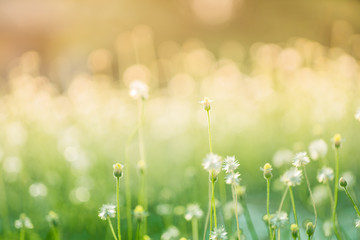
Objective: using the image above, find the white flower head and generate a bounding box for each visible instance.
[355,218,360,229]
[292,152,310,168]
[98,204,116,220]
[317,167,334,183]
[308,139,328,160]
[161,226,180,240]
[15,214,33,229]
[281,168,303,187]
[210,226,227,240]
[223,201,243,220]
[129,80,149,100]
[270,211,288,229]
[223,156,239,173]
[202,153,222,177]
[272,149,293,168]
[355,109,360,121]
[184,204,203,221]
[225,172,241,185]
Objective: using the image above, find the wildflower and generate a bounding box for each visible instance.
[260,163,273,179]
[210,226,228,240]
[137,160,146,174]
[281,168,303,187]
[200,97,213,111]
[223,156,239,173]
[355,218,360,228]
[339,177,347,188]
[332,134,342,148]
[161,226,180,240]
[341,171,356,188]
[129,80,149,100]
[184,204,203,221]
[306,222,315,237]
[270,211,288,228]
[15,214,33,229]
[291,224,299,238]
[355,109,360,121]
[225,172,241,185]
[234,184,246,198]
[317,167,334,183]
[46,211,59,227]
[134,205,147,222]
[308,139,328,160]
[272,149,293,168]
[292,152,310,167]
[113,163,124,178]
[98,204,116,220]
[224,201,243,220]
[323,220,333,237]
[202,153,222,177]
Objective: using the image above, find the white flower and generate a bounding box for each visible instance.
[323,220,333,237]
[308,139,328,160]
[184,204,203,221]
[161,226,180,240]
[210,226,227,240]
[222,156,239,173]
[355,109,360,121]
[272,149,293,168]
[202,153,222,177]
[317,167,334,183]
[156,204,172,216]
[281,168,303,187]
[225,172,241,185]
[355,218,360,228]
[292,152,310,167]
[15,214,33,229]
[270,211,288,228]
[223,201,243,221]
[129,80,149,100]
[200,97,213,111]
[98,204,116,220]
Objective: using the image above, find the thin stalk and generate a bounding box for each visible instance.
[192,218,199,240]
[232,184,241,240]
[212,176,217,229]
[204,181,212,240]
[308,235,310,240]
[241,197,258,240]
[303,166,317,227]
[108,217,118,240]
[116,178,122,240]
[344,187,360,216]
[332,148,342,240]
[136,222,141,240]
[277,228,280,240]
[326,182,334,205]
[20,228,25,240]
[278,186,289,213]
[288,187,298,225]
[52,227,60,240]
[206,110,212,153]
[267,179,273,240]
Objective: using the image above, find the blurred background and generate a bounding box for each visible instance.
[1,0,360,239]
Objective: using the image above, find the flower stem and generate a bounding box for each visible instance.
[192,218,199,240]
[288,187,298,225]
[206,110,212,153]
[303,166,317,227]
[116,178,121,240]
[332,148,342,240]
[241,197,259,240]
[266,179,273,240]
[212,176,217,229]
[204,181,212,240]
[277,186,289,213]
[344,187,360,216]
[231,184,241,240]
[136,222,141,240]
[20,228,25,240]
[108,217,118,240]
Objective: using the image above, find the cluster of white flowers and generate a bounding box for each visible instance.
[317,167,334,183]
[281,168,303,187]
[161,226,180,240]
[15,214,33,229]
[222,156,241,185]
[184,204,203,221]
[210,226,228,240]
[270,211,288,228]
[292,152,310,167]
[98,204,116,220]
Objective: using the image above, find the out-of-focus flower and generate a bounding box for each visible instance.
[312,185,329,205]
[317,167,334,183]
[332,134,342,148]
[98,204,116,220]
[134,205,147,222]
[184,204,203,221]
[223,201,243,220]
[129,80,149,100]
[281,168,303,187]
[308,139,328,160]
[15,214,33,229]
[222,156,239,173]
[202,153,222,177]
[270,211,288,228]
[260,163,273,179]
[292,152,310,167]
[355,218,360,228]
[272,149,293,168]
[200,97,213,111]
[225,172,241,185]
[156,204,172,216]
[341,172,356,188]
[161,226,180,240]
[46,211,59,227]
[210,226,227,240]
[323,220,333,237]
[355,109,360,121]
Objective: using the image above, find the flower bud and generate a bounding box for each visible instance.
[46,211,59,227]
[113,163,124,178]
[137,160,146,175]
[333,134,341,148]
[291,224,299,238]
[339,177,347,188]
[262,163,273,179]
[306,222,315,237]
[134,205,145,222]
[200,97,213,111]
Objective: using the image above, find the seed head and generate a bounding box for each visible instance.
[98,204,116,220]
[113,163,124,178]
[261,163,273,179]
[306,222,315,237]
[332,134,342,148]
[291,224,299,238]
[200,97,213,111]
[339,177,347,188]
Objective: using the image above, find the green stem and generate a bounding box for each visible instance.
[288,187,298,225]
[232,184,241,240]
[267,179,272,240]
[52,226,60,240]
[277,228,280,240]
[206,110,213,153]
[116,178,121,240]
[303,166,317,227]
[192,218,199,240]
[326,182,334,205]
[278,186,289,213]
[204,181,212,240]
[241,197,258,240]
[20,228,25,240]
[332,148,342,240]
[344,187,360,216]
[108,217,118,240]
[136,222,140,240]
[212,176,217,229]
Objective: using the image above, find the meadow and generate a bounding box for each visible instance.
[1,29,360,240]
